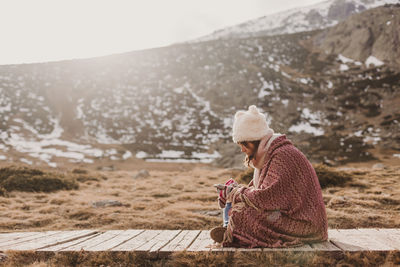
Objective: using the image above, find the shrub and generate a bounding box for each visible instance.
[0,166,78,193]
[313,163,352,188]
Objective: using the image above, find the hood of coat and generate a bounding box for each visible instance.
[251,134,290,169]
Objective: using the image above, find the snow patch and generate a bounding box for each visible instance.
[157,150,184,158]
[354,130,363,137]
[340,64,349,71]
[365,56,384,67]
[136,151,148,159]
[288,122,324,136]
[288,108,325,136]
[363,136,381,145]
[0,117,127,167]
[20,158,33,165]
[122,151,132,160]
[298,77,312,84]
[338,54,354,63]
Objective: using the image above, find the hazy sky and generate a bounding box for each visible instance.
[0,0,324,65]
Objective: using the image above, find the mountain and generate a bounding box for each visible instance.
[314,3,400,68]
[0,5,399,168]
[192,0,399,42]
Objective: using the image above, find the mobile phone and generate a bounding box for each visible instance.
[213,184,226,190]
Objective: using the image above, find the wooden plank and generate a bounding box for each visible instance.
[142,230,181,253]
[310,241,341,251]
[0,232,41,243]
[216,244,316,252]
[187,231,313,252]
[236,248,261,252]
[0,231,60,250]
[111,230,162,251]
[328,229,393,251]
[159,230,200,252]
[86,230,144,251]
[38,233,102,252]
[328,229,364,251]
[59,230,123,251]
[186,230,213,252]
[378,228,400,247]
[8,230,97,251]
[378,229,400,239]
[378,228,400,232]
[0,232,48,245]
[358,228,400,250]
[147,230,181,253]
[210,246,237,252]
[1,229,399,253]
[263,244,314,251]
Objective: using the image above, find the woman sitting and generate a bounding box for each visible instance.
[210,105,328,248]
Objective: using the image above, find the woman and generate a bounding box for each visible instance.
[210,105,328,248]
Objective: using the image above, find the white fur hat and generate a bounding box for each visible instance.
[232,105,274,143]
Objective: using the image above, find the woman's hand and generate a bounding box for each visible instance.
[217,178,238,208]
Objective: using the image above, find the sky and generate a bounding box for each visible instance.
[0,0,324,65]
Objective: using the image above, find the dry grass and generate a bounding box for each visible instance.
[2,250,400,266]
[0,162,399,265]
[0,163,399,231]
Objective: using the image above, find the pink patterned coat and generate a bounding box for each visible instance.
[223,135,328,248]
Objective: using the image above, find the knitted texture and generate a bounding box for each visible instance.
[232,105,274,143]
[223,135,328,248]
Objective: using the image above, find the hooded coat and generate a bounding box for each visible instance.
[223,134,328,248]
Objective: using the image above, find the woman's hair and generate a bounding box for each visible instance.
[238,140,260,167]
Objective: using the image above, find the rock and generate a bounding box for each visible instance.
[92,200,123,208]
[327,1,356,21]
[372,163,385,169]
[133,169,150,179]
[194,210,222,216]
[327,196,351,208]
[204,210,222,216]
[97,165,115,171]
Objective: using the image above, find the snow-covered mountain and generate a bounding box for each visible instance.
[0,4,399,168]
[193,0,399,42]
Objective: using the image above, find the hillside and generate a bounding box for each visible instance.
[0,5,399,168]
[192,0,399,42]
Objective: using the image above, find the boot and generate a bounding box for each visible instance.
[210,226,226,243]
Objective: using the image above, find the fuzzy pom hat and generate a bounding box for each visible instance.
[232,105,274,143]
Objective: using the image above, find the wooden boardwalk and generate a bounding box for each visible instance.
[0,229,399,256]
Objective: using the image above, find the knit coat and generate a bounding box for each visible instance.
[223,135,328,248]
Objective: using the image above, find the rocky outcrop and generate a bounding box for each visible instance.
[314,4,400,68]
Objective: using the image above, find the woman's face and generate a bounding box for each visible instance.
[238,142,256,156]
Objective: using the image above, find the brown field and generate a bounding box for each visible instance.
[0,160,399,266]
